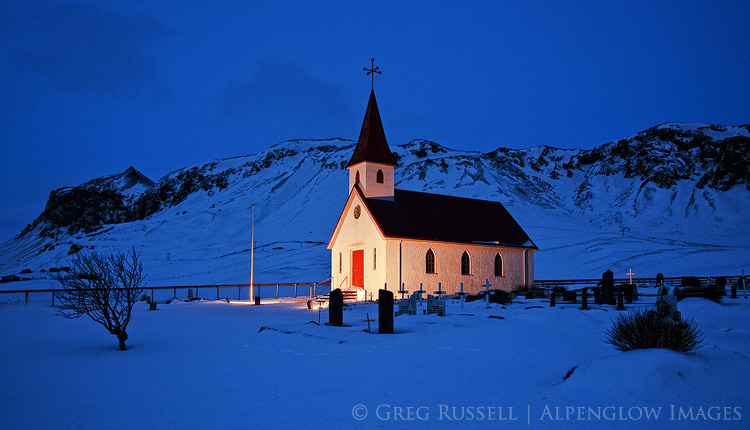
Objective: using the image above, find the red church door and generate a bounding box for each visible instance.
[352,250,364,288]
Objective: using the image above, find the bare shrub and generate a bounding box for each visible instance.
[57,249,146,351]
[604,308,704,352]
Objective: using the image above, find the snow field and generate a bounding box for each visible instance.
[1,296,748,429]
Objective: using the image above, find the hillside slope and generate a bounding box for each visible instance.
[1,124,748,286]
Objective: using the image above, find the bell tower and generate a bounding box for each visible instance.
[346,89,397,199]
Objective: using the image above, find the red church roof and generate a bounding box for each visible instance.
[346,90,398,168]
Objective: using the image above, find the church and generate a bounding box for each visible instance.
[327,89,537,300]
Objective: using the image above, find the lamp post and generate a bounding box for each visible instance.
[251,204,255,304]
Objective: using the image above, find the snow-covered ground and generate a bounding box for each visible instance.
[2,295,748,429]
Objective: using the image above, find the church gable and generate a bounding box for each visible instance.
[327,185,385,250]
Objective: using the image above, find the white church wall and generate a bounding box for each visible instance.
[385,238,534,296]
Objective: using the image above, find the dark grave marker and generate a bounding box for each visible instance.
[624,284,634,304]
[581,288,588,310]
[328,288,344,326]
[563,290,576,303]
[602,270,615,305]
[378,289,394,334]
[616,286,626,311]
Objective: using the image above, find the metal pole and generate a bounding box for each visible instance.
[251,204,255,303]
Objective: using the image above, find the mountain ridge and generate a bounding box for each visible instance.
[2,123,749,283]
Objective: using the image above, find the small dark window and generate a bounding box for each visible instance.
[355,171,360,184]
[461,251,471,275]
[426,249,435,274]
[376,169,384,183]
[494,254,503,277]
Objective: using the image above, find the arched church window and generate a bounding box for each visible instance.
[355,171,360,184]
[494,254,503,277]
[376,169,384,183]
[426,249,435,274]
[461,251,471,275]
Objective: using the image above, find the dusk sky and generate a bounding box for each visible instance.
[1,0,748,242]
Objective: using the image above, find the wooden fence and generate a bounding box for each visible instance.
[535,275,746,290]
[0,282,333,306]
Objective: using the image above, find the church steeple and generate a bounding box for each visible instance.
[346,90,396,199]
[346,90,398,168]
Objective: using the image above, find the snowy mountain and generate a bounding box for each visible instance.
[1,124,749,286]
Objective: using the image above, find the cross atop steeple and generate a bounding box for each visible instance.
[363,58,381,90]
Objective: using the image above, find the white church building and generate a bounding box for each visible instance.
[328,90,537,300]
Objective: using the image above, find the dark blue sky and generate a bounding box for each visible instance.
[1,0,749,241]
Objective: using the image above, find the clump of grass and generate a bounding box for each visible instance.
[604,309,704,352]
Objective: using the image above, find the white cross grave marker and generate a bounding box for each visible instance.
[398,283,409,300]
[627,269,635,284]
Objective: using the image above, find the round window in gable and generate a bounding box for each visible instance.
[353,205,361,219]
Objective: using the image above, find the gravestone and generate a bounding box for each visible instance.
[602,270,615,305]
[396,294,417,316]
[616,286,626,310]
[549,290,556,307]
[188,288,194,300]
[656,273,666,295]
[328,288,344,327]
[716,277,727,295]
[378,289,394,334]
[426,294,446,316]
[624,284,634,304]
[581,288,588,310]
[655,295,679,321]
[562,289,576,303]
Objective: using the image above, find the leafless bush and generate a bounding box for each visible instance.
[57,249,146,351]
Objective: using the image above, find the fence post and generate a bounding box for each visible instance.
[238,285,242,301]
[581,288,588,310]
[294,283,298,298]
[314,283,317,296]
[151,288,155,302]
[217,286,220,300]
[173,287,177,299]
[25,292,28,305]
[52,291,55,307]
[276,284,279,299]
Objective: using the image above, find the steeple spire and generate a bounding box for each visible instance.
[346,89,397,168]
